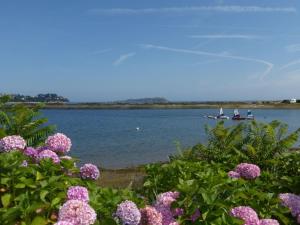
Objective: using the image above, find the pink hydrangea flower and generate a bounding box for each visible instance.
[0,135,26,152]
[228,171,241,179]
[54,221,74,225]
[46,133,72,154]
[115,200,141,225]
[259,219,280,225]
[279,193,300,217]
[155,192,180,225]
[38,149,60,164]
[58,200,96,225]
[67,186,89,203]
[140,206,162,225]
[297,214,300,224]
[80,163,100,180]
[230,206,260,225]
[235,163,261,180]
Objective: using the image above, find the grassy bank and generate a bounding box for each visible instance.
[98,166,146,189]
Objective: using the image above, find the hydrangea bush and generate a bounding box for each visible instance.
[1,119,300,225]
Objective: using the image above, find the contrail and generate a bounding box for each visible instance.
[89,6,296,15]
[113,52,136,66]
[280,59,300,70]
[142,44,273,80]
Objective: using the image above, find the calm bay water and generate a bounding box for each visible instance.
[43,109,300,168]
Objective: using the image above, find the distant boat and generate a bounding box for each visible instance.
[232,109,246,120]
[207,108,229,120]
[246,110,254,120]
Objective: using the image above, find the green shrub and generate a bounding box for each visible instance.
[174,120,300,170]
[0,95,55,146]
[143,160,298,224]
[0,151,143,225]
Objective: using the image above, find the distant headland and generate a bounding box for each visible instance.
[2,94,300,109]
[1,93,69,103]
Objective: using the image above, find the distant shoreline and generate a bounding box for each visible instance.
[28,102,300,110]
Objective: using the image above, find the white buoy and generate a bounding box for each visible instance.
[136,127,140,131]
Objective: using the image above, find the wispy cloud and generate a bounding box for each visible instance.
[91,48,112,55]
[285,44,300,53]
[141,44,273,80]
[188,34,263,39]
[88,6,296,15]
[280,59,300,70]
[193,59,222,66]
[113,52,136,66]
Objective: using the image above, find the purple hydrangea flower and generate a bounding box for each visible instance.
[279,193,300,217]
[228,171,241,179]
[80,163,100,180]
[115,200,141,225]
[58,200,96,225]
[54,221,74,225]
[140,206,162,225]
[36,146,49,152]
[67,186,89,203]
[172,208,184,217]
[230,206,260,225]
[0,135,26,152]
[154,192,180,225]
[235,163,261,180]
[46,133,72,154]
[23,147,38,158]
[259,219,280,225]
[189,209,201,222]
[38,149,60,164]
[20,160,28,167]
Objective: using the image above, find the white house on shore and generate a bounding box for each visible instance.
[290,98,297,103]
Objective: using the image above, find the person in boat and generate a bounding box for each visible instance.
[232,109,246,120]
[247,110,254,120]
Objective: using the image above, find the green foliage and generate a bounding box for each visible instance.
[176,120,300,169]
[0,151,80,224]
[1,116,299,224]
[143,159,299,224]
[0,95,55,146]
[0,151,142,225]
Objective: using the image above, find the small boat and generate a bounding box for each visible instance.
[232,109,246,120]
[207,108,229,120]
[246,110,254,120]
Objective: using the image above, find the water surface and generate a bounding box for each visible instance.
[43,109,300,168]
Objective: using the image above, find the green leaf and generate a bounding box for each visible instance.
[15,183,26,188]
[36,171,44,181]
[51,197,61,207]
[1,193,11,208]
[30,216,48,225]
[40,190,49,202]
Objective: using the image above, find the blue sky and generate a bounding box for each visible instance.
[1,0,300,101]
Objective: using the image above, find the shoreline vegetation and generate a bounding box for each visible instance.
[25,102,300,109]
[99,148,300,189]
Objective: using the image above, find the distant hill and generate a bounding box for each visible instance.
[114,97,169,104]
